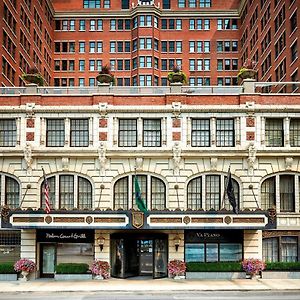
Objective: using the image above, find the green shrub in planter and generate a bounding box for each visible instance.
[186,262,242,272]
[266,262,300,271]
[0,262,16,274]
[55,263,90,274]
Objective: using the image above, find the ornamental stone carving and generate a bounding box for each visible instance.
[98,142,107,174]
[172,142,182,175]
[25,103,35,118]
[172,102,182,118]
[62,157,69,171]
[285,157,293,170]
[247,142,257,175]
[98,103,108,118]
[210,157,218,171]
[135,157,143,171]
[23,143,33,175]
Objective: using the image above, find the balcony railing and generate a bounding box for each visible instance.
[0,82,299,96]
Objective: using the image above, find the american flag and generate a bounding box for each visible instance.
[42,168,51,214]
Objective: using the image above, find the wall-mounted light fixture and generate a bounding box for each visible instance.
[173,235,181,252]
[97,236,105,251]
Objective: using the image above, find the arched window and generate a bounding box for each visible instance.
[261,174,296,212]
[41,174,92,209]
[187,174,239,211]
[1,175,20,209]
[113,174,166,210]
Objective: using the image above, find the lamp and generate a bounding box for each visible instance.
[173,235,181,252]
[97,236,105,251]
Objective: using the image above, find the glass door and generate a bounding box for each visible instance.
[139,240,153,276]
[41,244,56,277]
[153,239,168,278]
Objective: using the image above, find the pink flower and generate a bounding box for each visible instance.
[167,260,186,277]
[14,258,36,273]
[90,260,110,279]
[242,258,265,275]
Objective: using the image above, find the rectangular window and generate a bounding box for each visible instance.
[280,175,295,212]
[119,119,137,147]
[83,0,100,8]
[70,119,89,147]
[143,119,161,147]
[79,42,85,53]
[59,175,74,209]
[79,20,85,31]
[0,119,16,147]
[281,237,298,262]
[290,119,300,146]
[265,118,283,147]
[263,238,279,262]
[206,175,220,210]
[191,119,210,147]
[216,119,235,147]
[46,119,65,147]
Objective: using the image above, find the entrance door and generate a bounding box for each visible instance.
[153,239,168,278]
[41,244,56,277]
[139,240,153,275]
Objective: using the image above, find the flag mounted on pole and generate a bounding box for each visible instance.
[134,176,147,213]
[42,168,51,214]
[226,168,238,214]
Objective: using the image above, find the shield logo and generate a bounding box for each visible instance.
[132,211,144,229]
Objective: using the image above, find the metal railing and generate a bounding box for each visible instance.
[181,86,243,94]
[254,82,300,94]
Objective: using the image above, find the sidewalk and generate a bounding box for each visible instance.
[0,278,300,293]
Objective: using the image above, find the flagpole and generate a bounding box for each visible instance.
[221,166,230,209]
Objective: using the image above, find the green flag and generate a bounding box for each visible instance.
[134,176,147,213]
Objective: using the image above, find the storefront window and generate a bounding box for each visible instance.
[220,243,242,261]
[281,237,298,262]
[0,231,21,263]
[56,243,93,265]
[206,243,218,262]
[185,243,204,262]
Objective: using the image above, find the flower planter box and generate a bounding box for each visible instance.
[0,274,18,281]
[238,69,257,80]
[54,274,92,281]
[186,272,245,279]
[261,271,300,279]
[96,74,113,84]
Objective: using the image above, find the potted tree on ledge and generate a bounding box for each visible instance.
[237,59,257,81]
[21,67,44,86]
[96,65,115,85]
[167,65,188,84]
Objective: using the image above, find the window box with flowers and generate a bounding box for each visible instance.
[242,258,265,279]
[90,260,110,279]
[14,258,36,281]
[167,259,186,279]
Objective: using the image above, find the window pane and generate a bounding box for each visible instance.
[187,177,202,209]
[220,243,242,262]
[143,119,161,147]
[280,175,295,212]
[261,177,275,210]
[263,237,278,262]
[78,177,92,209]
[70,119,89,147]
[151,177,165,210]
[185,244,205,262]
[46,119,65,147]
[216,119,234,147]
[265,118,283,147]
[281,237,298,262]
[60,175,74,209]
[206,175,220,210]
[119,119,137,147]
[206,243,218,262]
[5,177,19,208]
[191,119,210,147]
[0,119,17,147]
[114,177,128,210]
[290,119,300,147]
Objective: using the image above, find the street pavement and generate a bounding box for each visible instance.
[0,278,300,293]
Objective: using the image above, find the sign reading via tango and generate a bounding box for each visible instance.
[37,229,94,243]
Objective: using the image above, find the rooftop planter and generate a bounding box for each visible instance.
[21,67,44,86]
[237,59,257,81]
[167,66,188,84]
[96,65,115,85]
